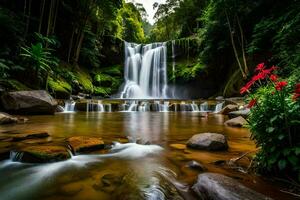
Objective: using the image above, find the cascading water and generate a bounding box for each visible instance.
[119,42,168,99]
[214,102,224,113]
[64,100,76,112]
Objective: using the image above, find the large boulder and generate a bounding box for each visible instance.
[219,105,239,115]
[187,133,228,151]
[0,112,18,124]
[228,109,250,119]
[67,136,105,154]
[224,116,247,127]
[0,90,57,114]
[192,173,272,200]
[11,131,49,141]
[14,145,71,163]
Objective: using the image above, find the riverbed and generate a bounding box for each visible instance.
[0,112,292,200]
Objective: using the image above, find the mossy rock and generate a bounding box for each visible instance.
[15,145,71,163]
[67,136,104,154]
[48,77,72,99]
[75,70,94,94]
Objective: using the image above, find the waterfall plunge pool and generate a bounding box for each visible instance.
[0,112,290,200]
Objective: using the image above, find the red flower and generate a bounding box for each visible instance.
[248,99,257,108]
[275,81,288,91]
[295,83,300,93]
[252,73,266,81]
[240,86,249,94]
[292,93,300,101]
[255,63,265,71]
[270,74,278,82]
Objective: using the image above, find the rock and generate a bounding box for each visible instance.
[67,136,105,153]
[93,173,124,193]
[219,105,239,115]
[0,90,57,114]
[11,131,49,141]
[192,173,272,200]
[228,109,250,119]
[60,182,83,196]
[0,112,18,124]
[215,96,224,101]
[14,145,71,163]
[224,116,247,127]
[187,133,228,151]
[55,105,65,112]
[170,144,186,150]
[186,160,206,171]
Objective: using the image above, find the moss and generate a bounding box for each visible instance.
[169,60,205,82]
[75,70,94,93]
[93,87,112,97]
[48,77,72,99]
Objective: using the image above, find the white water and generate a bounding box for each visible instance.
[120,42,168,99]
[86,100,111,112]
[64,100,76,112]
[214,102,224,113]
[200,102,208,111]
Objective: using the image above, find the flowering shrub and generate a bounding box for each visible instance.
[241,63,300,181]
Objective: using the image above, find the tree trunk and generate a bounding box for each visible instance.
[236,15,249,75]
[52,0,59,35]
[67,27,75,63]
[46,0,54,37]
[225,10,246,79]
[38,0,46,34]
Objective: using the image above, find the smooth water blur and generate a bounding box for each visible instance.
[0,112,290,200]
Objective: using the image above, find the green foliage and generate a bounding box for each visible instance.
[248,2,300,73]
[246,67,300,181]
[0,79,30,91]
[48,77,72,97]
[75,70,94,94]
[171,62,204,82]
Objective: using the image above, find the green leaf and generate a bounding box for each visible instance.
[295,148,300,155]
[270,116,278,123]
[266,127,275,133]
[278,134,285,140]
[288,155,299,166]
[278,160,287,170]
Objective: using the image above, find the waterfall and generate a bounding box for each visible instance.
[120,42,168,99]
[171,40,176,98]
[191,101,199,112]
[214,102,224,113]
[200,102,208,111]
[96,100,104,112]
[64,100,75,112]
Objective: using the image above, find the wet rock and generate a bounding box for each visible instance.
[187,160,206,171]
[170,144,186,150]
[12,132,49,141]
[0,112,18,124]
[224,116,247,127]
[74,102,86,111]
[192,173,272,200]
[67,136,104,153]
[0,90,57,114]
[60,182,83,196]
[93,173,124,193]
[55,105,65,112]
[228,109,250,119]
[187,133,228,151]
[219,105,239,115]
[15,145,71,163]
[212,160,227,165]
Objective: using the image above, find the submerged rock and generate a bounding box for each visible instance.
[67,136,105,153]
[11,132,49,141]
[228,109,250,119]
[187,133,228,151]
[192,173,272,200]
[0,90,57,114]
[219,105,239,115]
[14,145,71,163]
[186,160,206,171]
[0,112,18,125]
[224,116,247,127]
